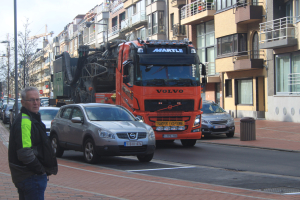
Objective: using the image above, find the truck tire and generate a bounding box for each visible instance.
[181,139,197,147]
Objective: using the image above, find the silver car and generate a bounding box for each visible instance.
[39,107,60,136]
[201,101,235,138]
[50,103,156,164]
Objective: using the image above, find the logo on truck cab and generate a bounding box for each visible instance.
[157,89,183,93]
[153,48,183,53]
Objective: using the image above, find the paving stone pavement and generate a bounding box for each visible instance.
[1,119,300,199]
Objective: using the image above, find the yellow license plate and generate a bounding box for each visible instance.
[155,121,185,126]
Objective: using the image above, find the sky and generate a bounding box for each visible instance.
[0,0,101,54]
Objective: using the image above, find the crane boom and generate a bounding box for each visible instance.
[28,24,54,40]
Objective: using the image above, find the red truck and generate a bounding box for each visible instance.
[52,39,207,147]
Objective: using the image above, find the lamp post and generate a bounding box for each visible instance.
[85,22,108,48]
[14,0,18,117]
[0,40,10,104]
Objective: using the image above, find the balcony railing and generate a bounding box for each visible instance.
[108,25,120,37]
[181,0,215,20]
[259,16,297,44]
[132,11,146,25]
[121,19,130,30]
[172,23,186,36]
[204,62,218,76]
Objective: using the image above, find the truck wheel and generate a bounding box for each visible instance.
[137,153,154,162]
[51,134,64,157]
[181,139,197,147]
[226,131,234,138]
[83,138,99,164]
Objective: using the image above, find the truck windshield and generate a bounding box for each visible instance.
[136,65,200,86]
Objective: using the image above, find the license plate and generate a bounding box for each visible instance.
[156,121,185,126]
[163,134,177,138]
[124,141,143,146]
[214,125,226,129]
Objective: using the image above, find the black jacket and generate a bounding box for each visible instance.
[8,107,57,184]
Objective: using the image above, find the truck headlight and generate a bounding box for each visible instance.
[148,128,155,139]
[193,115,200,127]
[98,130,115,139]
[136,115,144,122]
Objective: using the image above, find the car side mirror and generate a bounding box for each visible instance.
[71,117,83,123]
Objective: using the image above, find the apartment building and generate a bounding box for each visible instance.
[260,0,300,122]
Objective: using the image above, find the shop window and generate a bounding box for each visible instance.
[225,79,232,97]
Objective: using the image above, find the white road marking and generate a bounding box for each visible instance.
[58,164,277,199]
[284,192,300,195]
[127,166,196,172]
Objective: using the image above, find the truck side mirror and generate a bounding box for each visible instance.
[201,77,207,86]
[123,76,129,84]
[201,63,206,76]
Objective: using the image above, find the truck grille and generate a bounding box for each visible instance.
[117,132,147,139]
[119,145,147,153]
[145,100,194,112]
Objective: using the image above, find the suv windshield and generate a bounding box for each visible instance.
[136,65,200,86]
[202,103,225,114]
[85,106,135,121]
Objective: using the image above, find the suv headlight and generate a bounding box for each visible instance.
[202,119,209,124]
[98,130,115,139]
[148,128,155,139]
[193,115,201,127]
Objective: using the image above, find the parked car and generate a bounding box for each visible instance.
[9,101,22,129]
[3,104,13,124]
[39,107,60,136]
[201,101,235,138]
[41,100,49,107]
[50,103,156,164]
[0,104,8,120]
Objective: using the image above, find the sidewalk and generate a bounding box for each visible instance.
[1,119,300,199]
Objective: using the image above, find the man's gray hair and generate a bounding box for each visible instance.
[21,86,39,100]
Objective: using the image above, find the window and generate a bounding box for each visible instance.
[236,79,253,105]
[217,0,239,11]
[275,52,300,95]
[217,33,247,57]
[72,107,84,120]
[112,17,118,27]
[148,11,164,36]
[98,19,108,33]
[197,20,216,75]
[119,12,125,24]
[61,107,73,119]
[225,79,232,97]
[170,13,174,31]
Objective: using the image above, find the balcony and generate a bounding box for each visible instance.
[181,0,216,25]
[259,16,298,49]
[59,35,69,43]
[233,50,264,71]
[120,11,147,33]
[108,25,122,41]
[172,23,186,40]
[204,62,220,83]
[235,0,263,24]
[171,0,186,8]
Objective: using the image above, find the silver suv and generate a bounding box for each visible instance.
[50,103,156,163]
[201,101,235,138]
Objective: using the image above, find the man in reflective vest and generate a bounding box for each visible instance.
[8,86,57,199]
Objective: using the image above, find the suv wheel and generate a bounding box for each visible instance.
[83,138,99,164]
[181,139,197,147]
[51,134,64,157]
[226,131,234,138]
[137,153,154,162]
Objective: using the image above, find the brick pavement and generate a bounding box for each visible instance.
[1,120,300,199]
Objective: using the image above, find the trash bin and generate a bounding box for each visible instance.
[240,117,256,141]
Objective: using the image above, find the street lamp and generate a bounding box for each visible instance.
[0,40,10,104]
[85,22,108,48]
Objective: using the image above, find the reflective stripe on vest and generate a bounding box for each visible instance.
[21,113,32,148]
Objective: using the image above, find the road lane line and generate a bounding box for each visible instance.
[127,166,196,172]
[58,164,278,200]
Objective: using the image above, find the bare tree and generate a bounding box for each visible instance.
[16,19,38,89]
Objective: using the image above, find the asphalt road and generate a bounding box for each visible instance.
[60,140,300,194]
